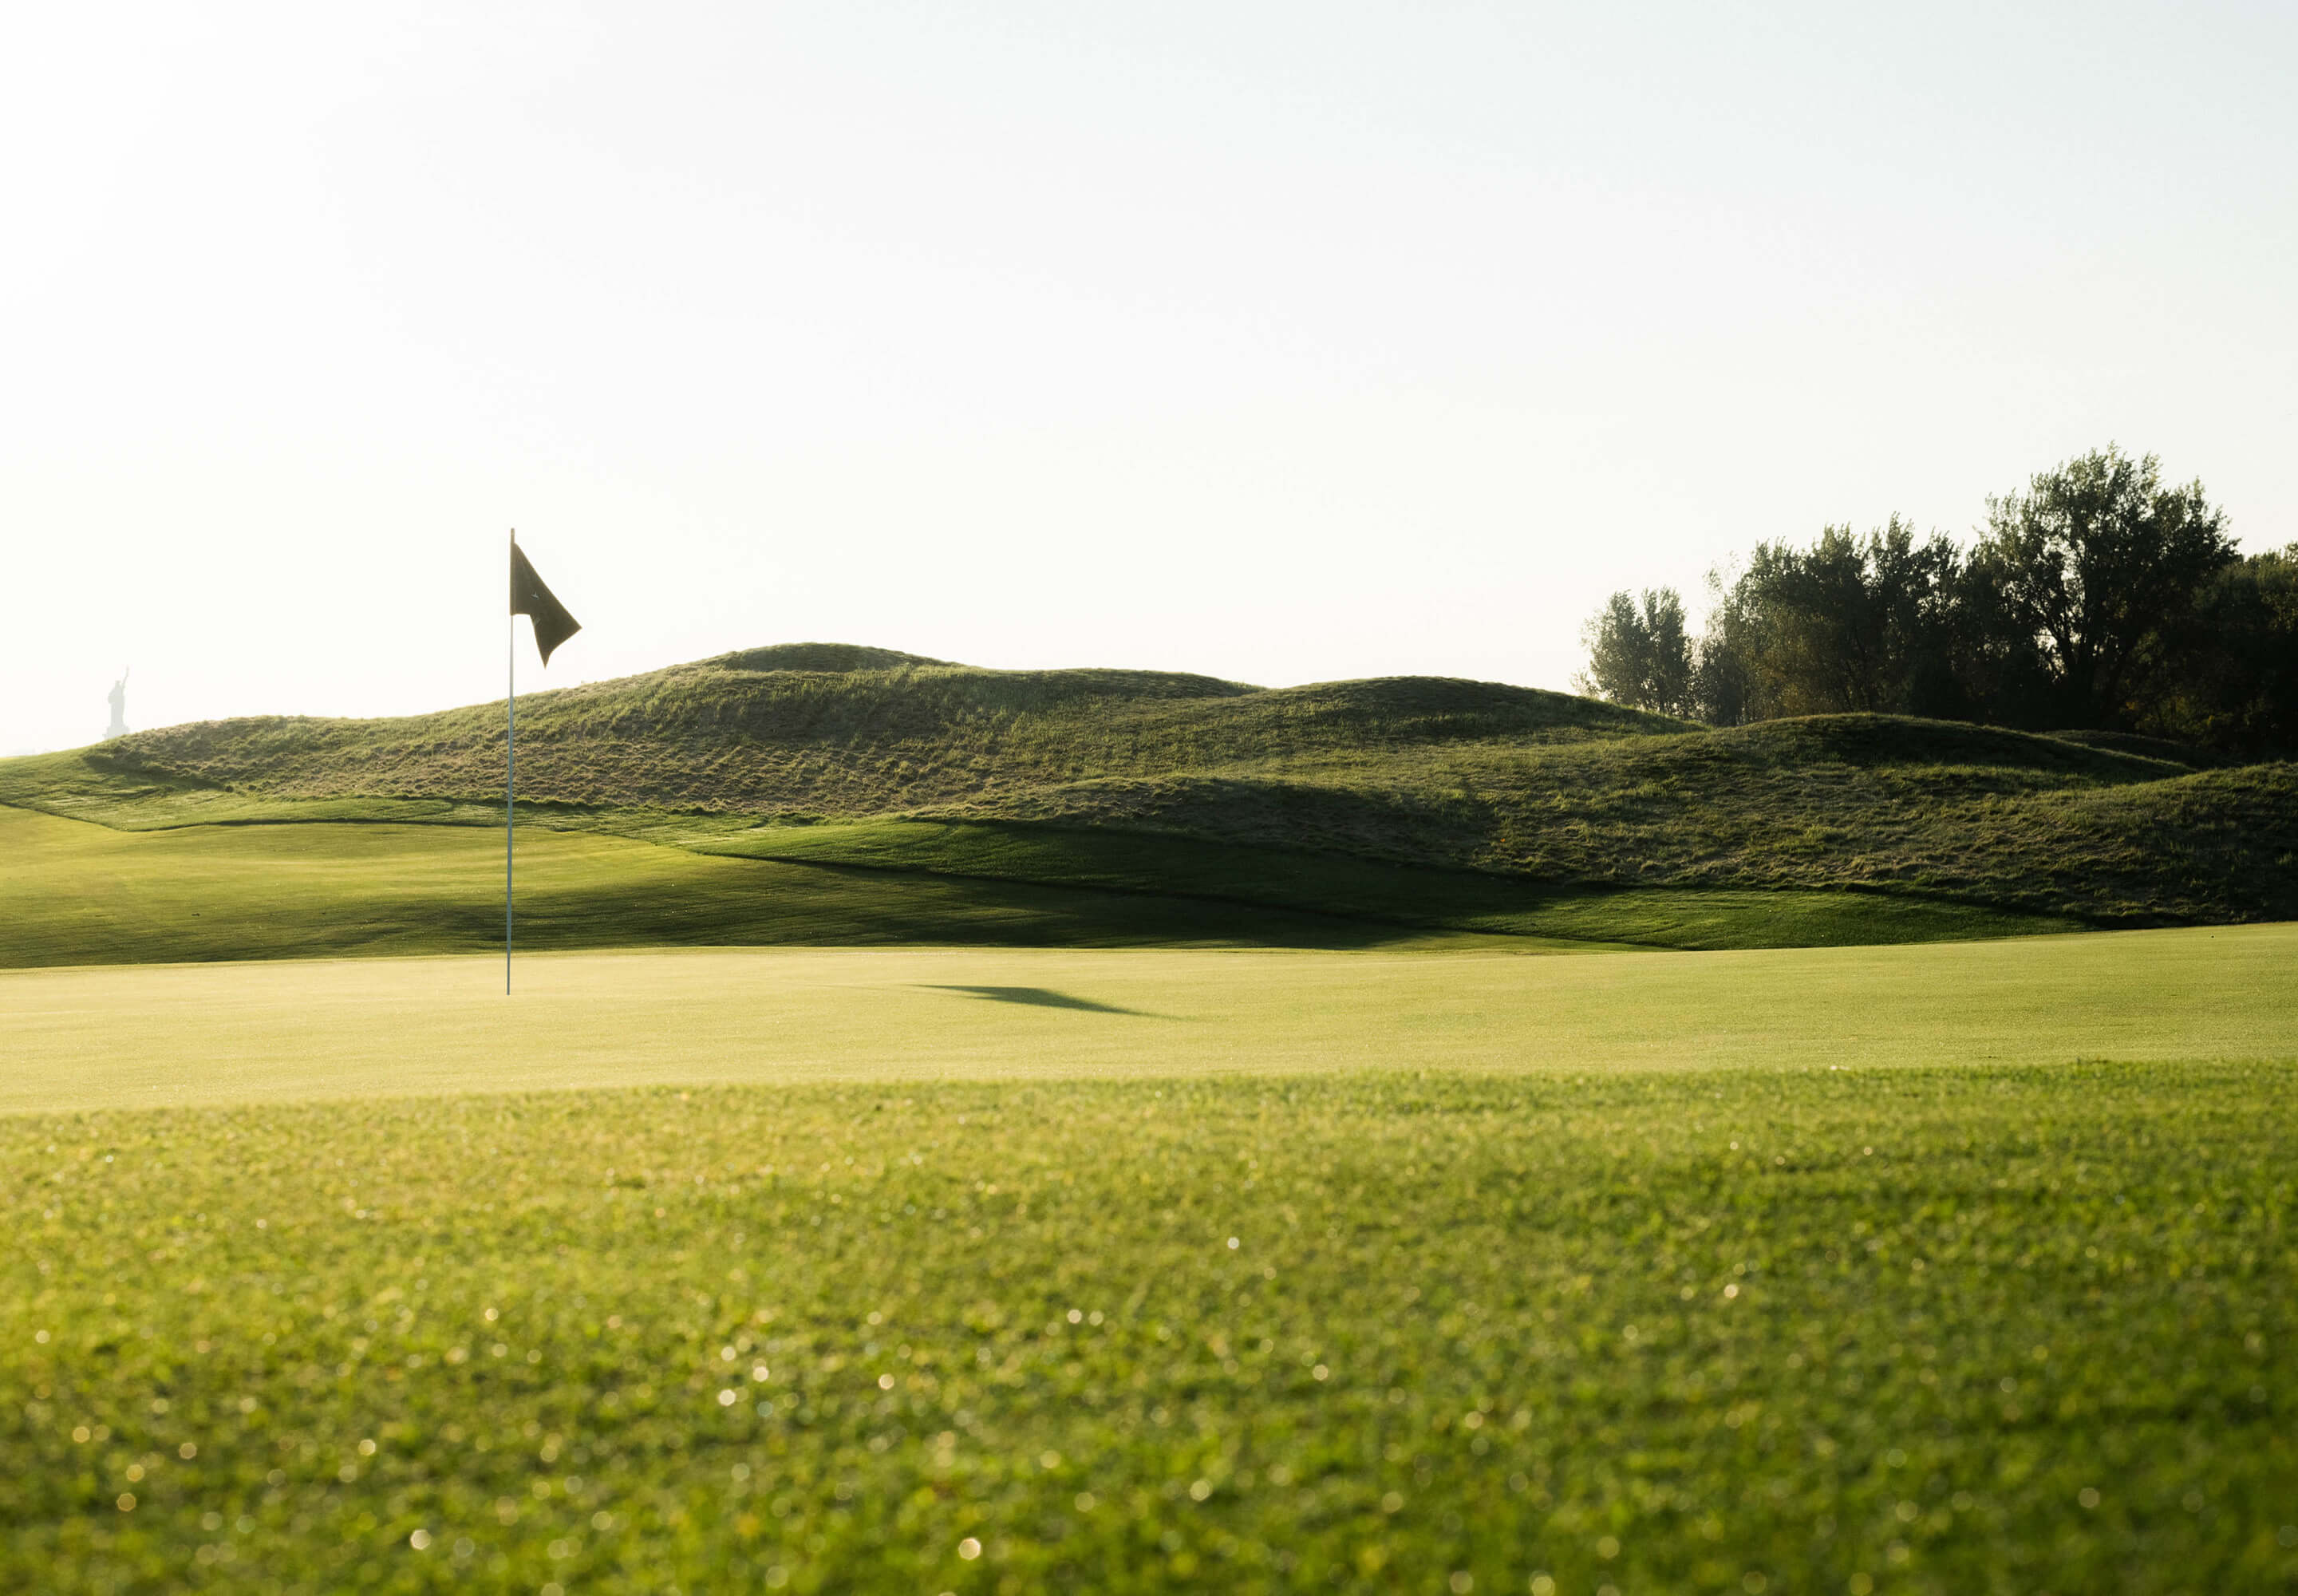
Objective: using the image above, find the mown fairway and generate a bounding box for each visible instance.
[3,930,2296,1593]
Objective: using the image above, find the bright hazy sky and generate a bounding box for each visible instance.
[6,2,2293,754]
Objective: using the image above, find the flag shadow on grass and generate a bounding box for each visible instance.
[919,985,1156,1017]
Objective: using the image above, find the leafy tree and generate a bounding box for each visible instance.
[1571,446,2257,748]
[1972,446,2237,729]
[1689,572,1759,726]
[1724,518,1965,718]
[2155,546,2298,755]
[1576,588,1696,717]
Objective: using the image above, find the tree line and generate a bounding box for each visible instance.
[1577,446,2297,755]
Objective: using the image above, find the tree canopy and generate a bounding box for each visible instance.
[1574,589,1696,719]
[1576,447,2291,753]
[1974,446,2237,729]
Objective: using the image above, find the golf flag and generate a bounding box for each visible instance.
[511,539,582,665]
[505,530,580,997]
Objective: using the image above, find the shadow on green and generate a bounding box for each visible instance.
[918,984,1153,1015]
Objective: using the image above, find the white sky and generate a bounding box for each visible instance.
[5,2,2293,754]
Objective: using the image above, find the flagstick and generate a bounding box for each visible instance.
[507,530,516,997]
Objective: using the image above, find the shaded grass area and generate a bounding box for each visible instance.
[0,808,1514,970]
[5,1064,2292,1594]
[709,820,2077,949]
[965,734,2298,925]
[0,801,2072,970]
[0,751,511,833]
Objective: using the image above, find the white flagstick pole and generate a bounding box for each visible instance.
[507,529,516,997]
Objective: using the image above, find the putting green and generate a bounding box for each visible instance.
[4,922,2291,1115]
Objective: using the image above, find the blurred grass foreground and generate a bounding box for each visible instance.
[6,1055,2294,1594]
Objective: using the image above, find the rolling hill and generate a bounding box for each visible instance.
[2,642,2292,965]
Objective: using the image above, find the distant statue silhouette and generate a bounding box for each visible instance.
[105,669,129,741]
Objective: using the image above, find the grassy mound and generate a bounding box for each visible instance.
[2,643,2291,962]
[711,642,951,673]
[705,819,2072,950]
[72,662,1672,816]
[922,730,2297,923]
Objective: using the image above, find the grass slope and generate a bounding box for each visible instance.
[4,643,2292,950]
[4,932,2293,1592]
[953,717,2298,923]
[706,819,2075,950]
[73,654,1680,815]
[0,808,1535,971]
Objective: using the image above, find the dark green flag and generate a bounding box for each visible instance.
[510,539,581,665]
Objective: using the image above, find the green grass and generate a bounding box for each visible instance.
[0,802,2079,970]
[6,1062,2293,1594]
[0,807,1530,971]
[961,722,2298,924]
[6,930,2293,1590]
[4,926,2288,1115]
[703,818,2077,950]
[9,643,2289,935]
[10,635,2292,1594]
